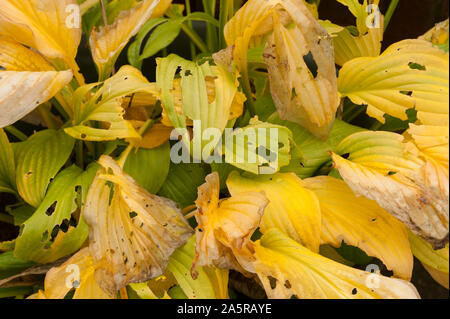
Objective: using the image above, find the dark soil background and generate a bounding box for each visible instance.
[2,0,449,299]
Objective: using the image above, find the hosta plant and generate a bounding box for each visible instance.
[0,0,448,300]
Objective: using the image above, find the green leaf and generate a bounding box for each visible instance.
[167,236,229,299]
[123,142,171,194]
[16,129,75,208]
[140,18,184,60]
[8,204,34,226]
[0,129,16,194]
[268,113,364,178]
[128,17,168,68]
[158,163,209,208]
[0,251,34,280]
[14,164,99,263]
[210,162,241,192]
[185,12,220,27]
[335,242,374,266]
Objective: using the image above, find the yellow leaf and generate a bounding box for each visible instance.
[0,70,73,128]
[331,131,449,248]
[84,155,193,296]
[303,176,413,280]
[406,124,449,203]
[338,39,449,126]
[333,0,383,66]
[0,37,53,71]
[254,229,420,299]
[419,19,449,47]
[408,231,449,289]
[90,0,163,80]
[264,10,339,138]
[34,248,112,299]
[160,77,245,127]
[65,65,158,142]
[136,123,173,150]
[0,0,82,81]
[226,171,321,253]
[192,172,268,273]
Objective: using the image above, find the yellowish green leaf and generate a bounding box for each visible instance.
[16,129,75,208]
[167,236,229,299]
[338,39,449,126]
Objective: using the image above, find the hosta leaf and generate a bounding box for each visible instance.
[419,19,449,53]
[140,18,183,60]
[158,163,209,208]
[156,54,241,158]
[406,124,449,204]
[31,248,111,299]
[123,142,171,194]
[0,0,81,68]
[303,176,413,280]
[14,164,98,263]
[82,0,137,36]
[89,0,164,80]
[331,131,449,248]
[0,70,73,128]
[193,172,268,273]
[409,231,449,289]
[333,0,383,66]
[268,113,364,178]
[263,6,339,139]
[0,129,16,194]
[65,66,158,141]
[16,129,75,208]
[167,236,229,299]
[227,171,322,253]
[254,229,420,299]
[137,124,173,150]
[223,0,284,74]
[221,119,292,175]
[0,251,34,280]
[84,156,193,296]
[0,37,53,71]
[338,39,449,127]
[128,18,168,68]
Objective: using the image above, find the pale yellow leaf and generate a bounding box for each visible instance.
[90,0,162,80]
[264,11,339,138]
[193,172,268,274]
[254,229,420,299]
[0,70,73,128]
[84,155,193,296]
[331,131,449,248]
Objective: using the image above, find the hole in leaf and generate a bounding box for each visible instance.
[303,51,319,78]
[408,62,426,71]
[46,201,57,216]
[268,276,277,289]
